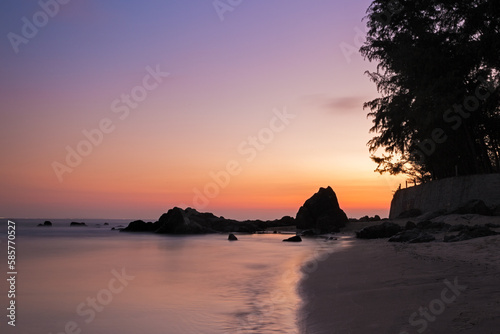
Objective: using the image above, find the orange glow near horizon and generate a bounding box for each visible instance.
[1,0,403,220]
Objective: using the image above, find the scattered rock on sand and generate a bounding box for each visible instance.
[416,220,451,231]
[448,224,467,232]
[228,233,238,241]
[356,222,402,239]
[444,225,498,242]
[452,199,492,216]
[404,221,417,230]
[389,230,435,243]
[493,204,500,216]
[283,235,302,242]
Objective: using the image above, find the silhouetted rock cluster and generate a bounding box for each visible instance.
[357,215,381,222]
[122,207,295,235]
[37,221,52,227]
[122,186,352,235]
[295,186,348,233]
[70,222,87,227]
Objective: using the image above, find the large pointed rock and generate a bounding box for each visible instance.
[295,186,348,233]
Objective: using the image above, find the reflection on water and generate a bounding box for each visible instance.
[1,220,349,334]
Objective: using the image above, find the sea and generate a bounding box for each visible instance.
[0,218,351,334]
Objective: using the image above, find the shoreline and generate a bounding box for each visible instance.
[298,232,500,333]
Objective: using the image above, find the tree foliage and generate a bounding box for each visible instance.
[361,0,500,182]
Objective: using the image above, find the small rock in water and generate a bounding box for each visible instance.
[283,235,302,242]
[228,233,238,241]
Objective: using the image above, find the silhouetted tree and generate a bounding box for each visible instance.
[361,0,500,182]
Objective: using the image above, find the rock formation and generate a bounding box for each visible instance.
[122,207,295,234]
[122,186,349,235]
[295,186,348,233]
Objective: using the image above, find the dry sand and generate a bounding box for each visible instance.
[299,215,500,334]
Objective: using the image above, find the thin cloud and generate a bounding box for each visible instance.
[324,96,365,113]
[300,94,367,114]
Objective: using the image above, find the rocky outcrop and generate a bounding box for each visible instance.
[356,222,402,239]
[295,186,348,233]
[70,222,86,227]
[228,233,238,241]
[155,207,211,234]
[37,221,52,227]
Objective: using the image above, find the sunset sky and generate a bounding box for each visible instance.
[0,0,406,220]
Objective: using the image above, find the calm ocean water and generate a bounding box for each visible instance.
[0,219,349,334]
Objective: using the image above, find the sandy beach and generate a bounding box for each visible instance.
[300,216,500,334]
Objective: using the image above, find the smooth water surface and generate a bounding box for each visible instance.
[1,219,348,334]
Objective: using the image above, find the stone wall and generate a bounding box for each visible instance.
[389,174,500,218]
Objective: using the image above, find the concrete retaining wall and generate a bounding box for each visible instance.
[389,174,500,218]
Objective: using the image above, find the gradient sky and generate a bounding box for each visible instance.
[0,0,406,220]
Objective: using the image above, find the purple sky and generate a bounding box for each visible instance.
[0,0,406,220]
